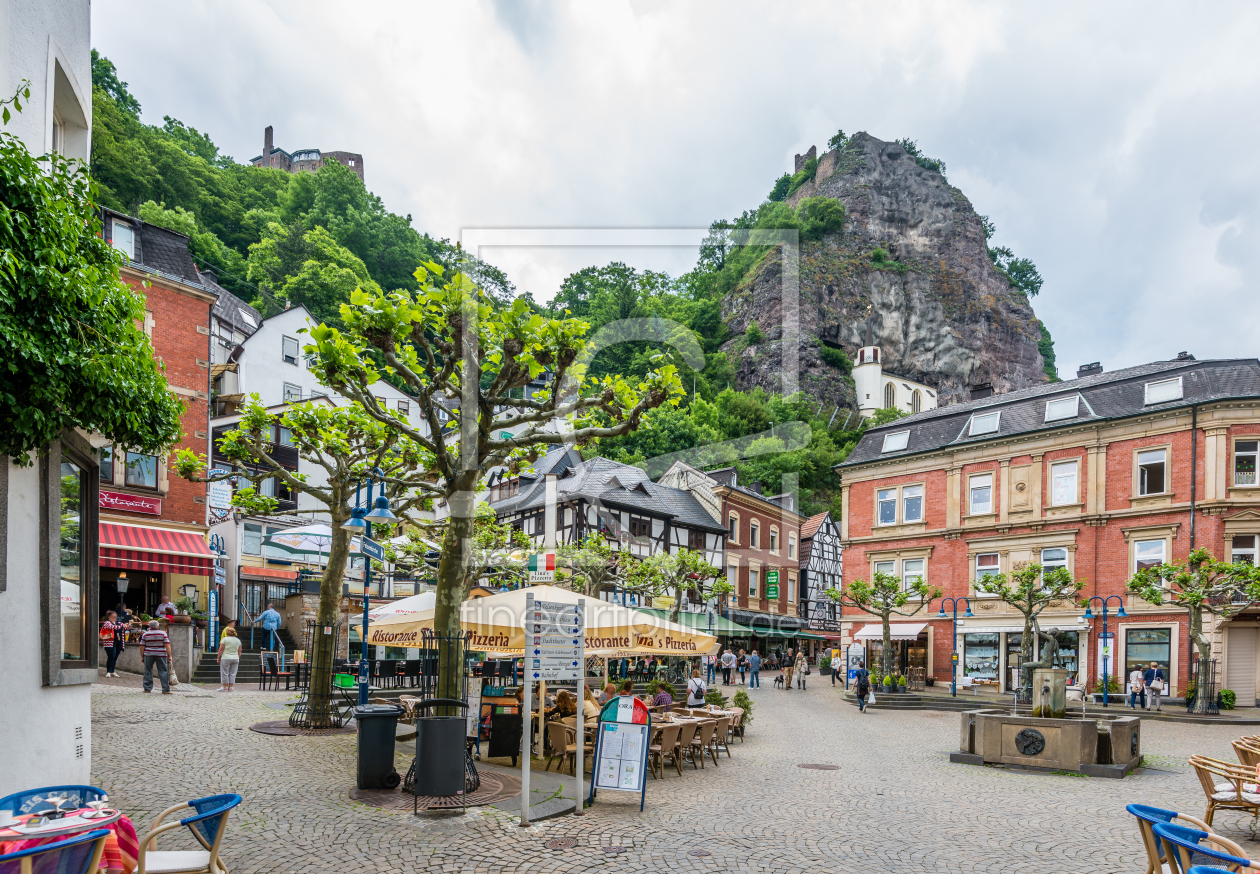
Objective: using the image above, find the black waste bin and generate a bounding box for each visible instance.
[354,704,402,790]
[413,698,468,797]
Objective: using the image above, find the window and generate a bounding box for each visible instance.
[902,558,925,592]
[1050,461,1078,506]
[788,533,796,560]
[1232,535,1258,565]
[52,106,65,156]
[902,484,924,523]
[277,426,295,446]
[727,564,738,590]
[1144,377,1183,405]
[969,473,993,515]
[629,515,652,538]
[1045,396,1079,422]
[969,412,1000,436]
[111,222,134,260]
[876,488,897,525]
[438,410,448,422]
[59,459,87,662]
[874,560,896,579]
[728,515,738,542]
[884,383,896,409]
[1236,441,1258,487]
[243,523,263,555]
[283,383,302,404]
[881,431,909,453]
[1041,547,1068,576]
[769,528,778,553]
[124,451,157,489]
[911,390,922,413]
[282,335,300,365]
[749,567,759,598]
[397,399,411,416]
[788,573,796,603]
[688,528,705,551]
[1138,448,1167,495]
[976,553,1000,581]
[1135,539,1166,572]
[99,446,114,483]
[749,522,759,548]
[1124,628,1171,682]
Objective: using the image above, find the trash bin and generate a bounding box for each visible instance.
[354,704,402,790]
[413,698,468,798]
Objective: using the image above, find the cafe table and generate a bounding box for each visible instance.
[0,807,139,874]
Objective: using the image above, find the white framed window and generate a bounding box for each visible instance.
[1235,441,1258,487]
[728,514,739,542]
[877,489,897,526]
[1050,460,1079,506]
[969,473,994,515]
[881,431,909,453]
[397,399,411,416]
[283,382,302,403]
[282,335,300,365]
[438,409,449,422]
[1041,547,1068,574]
[1232,535,1258,565]
[1135,539,1166,572]
[749,522,759,549]
[788,533,796,559]
[1144,377,1183,405]
[1138,449,1167,495]
[970,411,1000,436]
[111,222,134,260]
[787,574,797,603]
[1045,396,1079,422]
[902,484,924,523]
[727,563,739,588]
[769,527,779,554]
[901,558,925,592]
[976,553,1001,581]
[124,451,157,489]
[748,567,759,598]
[873,560,896,580]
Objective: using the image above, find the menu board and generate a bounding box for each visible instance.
[594,722,648,791]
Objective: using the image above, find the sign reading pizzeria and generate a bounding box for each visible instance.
[100,489,162,516]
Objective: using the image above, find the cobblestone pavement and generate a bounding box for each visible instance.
[91,672,1260,873]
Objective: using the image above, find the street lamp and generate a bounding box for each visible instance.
[1083,595,1127,707]
[938,597,973,697]
[340,468,396,706]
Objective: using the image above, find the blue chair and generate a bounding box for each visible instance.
[1152,822,1259,873]
[1128,804,1214,874]
[0,828,110,874]
[138,793,242,874]
[0,785,107,817]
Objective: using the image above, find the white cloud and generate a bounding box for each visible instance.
[92,1,1260,373]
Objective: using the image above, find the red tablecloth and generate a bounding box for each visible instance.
[0,811,139,874]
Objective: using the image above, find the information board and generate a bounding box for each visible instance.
[589,697,650,810]
[528,553,556,583]
[528,597,584,681]
[765,569,779,600]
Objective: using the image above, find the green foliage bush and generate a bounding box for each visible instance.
[895,138,947,178]
[745,321,764,345]
[818,655,832,672]
[870,247,888,263]
[797,197,845,240]
[1221,689,1237,710]
[704,689,729,708]
[733,688,753,725]
[819,345,852,375]
[786,156,819,197]
[768,173,792,202]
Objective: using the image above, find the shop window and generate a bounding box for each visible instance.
[282,335,300,365]
[1236,441,1258,487]
[749,568,759,598]
[1232,535,1258,565]
[1050,460,1078,506]
[1134,539,1167,572]
[1125,628,1171,681]
[1048,630,1080,683]
[881,431,909,453]
[902,484,924,523]
[963,632,999,681]
[124,451,158,489]
[749,522,759,549]
[877,489,897,525]
[901,558,925,592]
[976,553,1000,582]
[1138,449,1167,495]
[969,473,993,515]
[60,459,87,662]
[99,445,114,482]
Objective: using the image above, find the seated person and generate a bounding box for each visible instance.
[651,683,674,708]
[582,686,601,720]
[597,682,617,704]
[619,679,635,696]
[548,689,578,720]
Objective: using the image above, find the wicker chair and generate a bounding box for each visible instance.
[690,721,718,769]
[544,723,591,775]
[710,716,732,760]
[0,828,110,874]
[1190,755,1260,825]
[649,724,682,779]
[1152,821,1259,873]
[727,708,745,743]
[1236,738,1260,769]
[137,793,242,874]
[674,721,700,770]
[1126,804,1214,874]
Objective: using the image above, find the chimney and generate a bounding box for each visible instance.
[969,382,994,401]
[264,126,274,163]
[1077,362,1103,379]
[749,481,763,495]
[1175,351,1196,361]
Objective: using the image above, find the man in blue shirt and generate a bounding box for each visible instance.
[1142,662,1165,711]
[748,650,761,688]
[259,602,283,653]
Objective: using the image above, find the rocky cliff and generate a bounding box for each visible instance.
[720,132,1049,411]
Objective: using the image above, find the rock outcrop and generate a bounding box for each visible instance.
[720,133,1049,411]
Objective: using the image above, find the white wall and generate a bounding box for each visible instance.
[0,460,92,797]
[0,1,91,161]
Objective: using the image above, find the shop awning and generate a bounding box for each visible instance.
[100,521,214,576]
[240,566,298,583]
[854,623,927,641]
[632,607,752,636]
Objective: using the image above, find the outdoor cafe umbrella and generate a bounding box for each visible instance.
[368,590,435,620]
[263,524,364,564]
[364,584,718,656]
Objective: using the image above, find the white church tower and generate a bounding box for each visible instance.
[849,321,938,419]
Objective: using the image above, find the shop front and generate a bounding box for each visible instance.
[727,609,823,662]
[99,521,215,619]
[852,623,930,678]
[959,626,1084,691]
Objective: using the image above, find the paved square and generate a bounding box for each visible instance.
[91,674,1260,872]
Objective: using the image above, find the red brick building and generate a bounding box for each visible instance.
[835,357,1260,703]
[96,209,217,618]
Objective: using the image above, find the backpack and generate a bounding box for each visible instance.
[689,678,706,702]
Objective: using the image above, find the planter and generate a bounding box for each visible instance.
[193,619,208,629]
[925,678,936,687]
[170,615,192,625]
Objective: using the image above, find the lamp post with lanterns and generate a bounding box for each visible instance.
[340,468,399,706]
[938,597,973,697]
[1083,595,1127,707]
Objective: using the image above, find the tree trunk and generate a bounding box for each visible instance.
[1018,613,1035,703]
[881,614,894,687]
[292,503,352,729]
[434,472,478,714]
[1189,607,1213,714]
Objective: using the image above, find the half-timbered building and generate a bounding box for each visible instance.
[798,512,844,641]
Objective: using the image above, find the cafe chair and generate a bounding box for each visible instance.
[1190,756,1260,825]
[690,721,718,769]
[674,721,700,770]
[649,724,682,779]
[137,793,242,874]
[0,785,107,816]
[543,723,588,776]
[1152,822,1259,873]
[710,716,732,760]
[0,827,110,874]
[727,708,745,743]
[1235,739,1260,770]
[1126,804,1214,874]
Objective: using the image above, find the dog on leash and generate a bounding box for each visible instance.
[773,674,784,688]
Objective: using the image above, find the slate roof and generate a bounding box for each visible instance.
[705,466,804,517]
[103,208,205,288]
[205,271,263,337]
[839,358,1260,468]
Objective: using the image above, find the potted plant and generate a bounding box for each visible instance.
[898,675,907,691]
[190,610,209,629]
[925,676,936,687]
[170,596,195,625]
[883,674,895,693]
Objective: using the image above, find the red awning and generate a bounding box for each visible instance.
[100,522,214,576]
[240,566,298,582]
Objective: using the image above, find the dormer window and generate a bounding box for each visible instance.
[1044,396,1079,422]
[111,222,134,260]
[881,431,909,453]
[1144,377,1183,405]
[969,411,1000,436]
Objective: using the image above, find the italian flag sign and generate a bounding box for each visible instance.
[528,553,556,572]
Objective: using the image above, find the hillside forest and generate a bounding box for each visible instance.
[88,52,1050,521]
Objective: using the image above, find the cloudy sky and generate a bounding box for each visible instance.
[94,1,1260,375]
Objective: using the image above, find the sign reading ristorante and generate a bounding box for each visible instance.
[100,489,161,516]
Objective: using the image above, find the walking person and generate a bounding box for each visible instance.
[99,610,125,677]
[783,647,795,691]
[1128,665,1146,710]
[705,652,716,685]
[259,602,283,653]
[721,648,735,686]
[687,669,708,706]
[737,649,748,685]
[140,620,173,694]
[831,652,842,686]
[749,649,761,688]
[795,648,808,690]
[217,627,242,691]
[854,660,871,713]
[1143,662,1166,711]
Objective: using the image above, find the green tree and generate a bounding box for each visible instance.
[895,138,947,178]
[1129,548,1260,713]
[797,197,845,240]
[397,502,530,592]
[246,222,381,322]
[826,129,849,152]
[0,127,183,460]
[627,549,730,622]
[825,571,941,685]
[556,533,634,598]
[91,49,141,117]
[976,563,1085,701]
[767,173,792,202]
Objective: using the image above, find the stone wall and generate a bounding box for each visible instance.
[103,623,202,681]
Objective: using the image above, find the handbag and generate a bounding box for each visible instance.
[1150,678,1164,692]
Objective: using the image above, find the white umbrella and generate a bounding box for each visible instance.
[368,590,435,620]
[263,524,363,562]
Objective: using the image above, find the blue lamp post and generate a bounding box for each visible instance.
[1083,595,1127,707]
[341,469,399,706]
[938,597,973,697]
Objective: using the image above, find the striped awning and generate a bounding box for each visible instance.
[100,521,214,576]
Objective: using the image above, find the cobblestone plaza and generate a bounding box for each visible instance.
[88,675,1260,873]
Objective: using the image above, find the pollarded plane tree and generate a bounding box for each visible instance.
[825,571,942,688]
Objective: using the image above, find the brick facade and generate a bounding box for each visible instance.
[718,488,804,617]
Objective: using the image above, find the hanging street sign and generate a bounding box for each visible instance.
[765,569,780,600]
[359,536,385,562]
[528,553,556,583]
[529,598,584,681]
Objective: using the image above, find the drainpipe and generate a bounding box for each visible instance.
[1190,405,1198,550]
